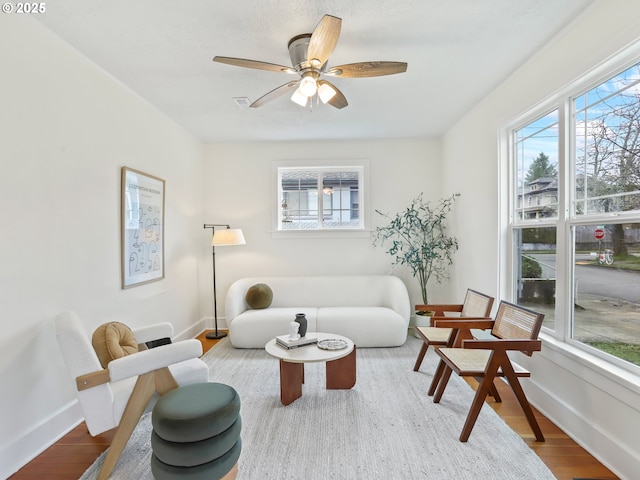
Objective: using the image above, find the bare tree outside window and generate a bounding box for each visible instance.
[575,62,640,219]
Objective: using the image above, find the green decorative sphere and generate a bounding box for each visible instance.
[245,283,273,309]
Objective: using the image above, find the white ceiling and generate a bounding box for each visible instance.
[34,0,595,143]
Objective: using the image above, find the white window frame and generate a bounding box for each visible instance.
[271,159,371,238]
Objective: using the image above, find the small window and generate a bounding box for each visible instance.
[277,165,364,231]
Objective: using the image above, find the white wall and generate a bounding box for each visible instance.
[441,1,640,478]
[7,1,638,477]
[202,139,444,321]
[0,16,205,478]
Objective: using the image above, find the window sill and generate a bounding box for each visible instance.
[271,229,372,239]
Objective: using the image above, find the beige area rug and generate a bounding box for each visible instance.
[80,336,555,479]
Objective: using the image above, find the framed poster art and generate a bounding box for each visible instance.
[121,166,165,288]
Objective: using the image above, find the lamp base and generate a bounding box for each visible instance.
[205,331,228,340]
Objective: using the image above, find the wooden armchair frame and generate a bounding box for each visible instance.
[78,365,237,480]
[429,301,545,442]
[413,289,494,372]
[82,366,179,480]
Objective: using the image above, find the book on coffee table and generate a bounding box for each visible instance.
[275,334,318,349]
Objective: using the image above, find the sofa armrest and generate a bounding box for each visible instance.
[384,276,411,320]
[225,278,254,325]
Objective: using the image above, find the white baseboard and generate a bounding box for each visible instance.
[0,401,83,479]
[174,317,208,341]
[527,378,638,480]
[190,316,228,339]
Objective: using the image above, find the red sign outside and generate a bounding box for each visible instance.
[594,228,605,239]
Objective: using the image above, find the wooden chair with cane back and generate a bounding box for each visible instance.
[429,301,545,442]
[413,289,494,372]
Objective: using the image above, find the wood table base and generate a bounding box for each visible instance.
[326,347,357,389]
[278,346,356,405]
[279,360,304,405]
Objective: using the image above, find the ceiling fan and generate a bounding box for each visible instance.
[213,14,408,109]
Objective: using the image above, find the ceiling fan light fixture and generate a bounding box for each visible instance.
[318,82,337,103]
[299,75,318,97]
[290,88,308,107]
[213,15,407,110]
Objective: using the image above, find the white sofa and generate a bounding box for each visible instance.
[225,275,411,348]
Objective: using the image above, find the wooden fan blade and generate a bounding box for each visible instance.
[307,15,342,68]
[318,80,348,109]
[250,81,299,108]
[213,56,297,74]
[326,61,408,78]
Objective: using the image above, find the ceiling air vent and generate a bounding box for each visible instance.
[232,97,252,110]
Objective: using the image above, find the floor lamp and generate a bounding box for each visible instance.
[203,224,246,340]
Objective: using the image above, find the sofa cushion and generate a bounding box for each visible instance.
[91,322,138,368]
[317,307,408,347]
[229,308,318,348]
[245,283,273,309]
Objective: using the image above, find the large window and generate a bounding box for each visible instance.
[275,163,365,231]
[508,60,640,371]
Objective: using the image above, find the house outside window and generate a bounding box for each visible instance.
[273,160,368,234]
[507,59,640,371]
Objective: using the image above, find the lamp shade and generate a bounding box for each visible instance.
[318,82,337,103]
[212,228,246,247]
[290,88,308,107]
[299,75,318,97]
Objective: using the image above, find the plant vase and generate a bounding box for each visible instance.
[413,310,434,338]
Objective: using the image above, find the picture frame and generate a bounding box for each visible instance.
[121,166,165,288]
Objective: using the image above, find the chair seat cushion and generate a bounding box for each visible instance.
[438,348,531,377]
[151,439,241,479]
[152,383,241,443]
[151,418,241,467]
[91,322,138,368]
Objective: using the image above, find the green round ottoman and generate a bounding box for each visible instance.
[151,418,242,467]
[151,440,241,480]
[152,382,240,442]
[151,383,242,480]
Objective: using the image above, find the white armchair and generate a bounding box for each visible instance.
[55,311,209,480]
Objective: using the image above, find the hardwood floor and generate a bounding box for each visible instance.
[10,331,618,480]
[480,378,618,480]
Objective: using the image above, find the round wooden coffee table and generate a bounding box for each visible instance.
[265,332,356,405]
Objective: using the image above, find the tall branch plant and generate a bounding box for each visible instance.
[373,193,459,304]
